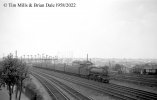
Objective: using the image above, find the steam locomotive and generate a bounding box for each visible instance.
[88,67,109,83]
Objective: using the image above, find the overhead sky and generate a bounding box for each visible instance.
[0,0,157,58]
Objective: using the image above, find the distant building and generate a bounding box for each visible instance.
[131,63,157,75]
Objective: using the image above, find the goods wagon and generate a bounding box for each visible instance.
[65,65,80,74]
[54,63,64,71]
[47,64,55,69]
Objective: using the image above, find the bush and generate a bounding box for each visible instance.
[24,79,43,100]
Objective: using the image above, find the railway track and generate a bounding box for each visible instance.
[114,74,157,80]
[32,73,70,100]
[113,74,157,87]
[33,68,157,100]
[109,83,157,100]
[32,71,93,100]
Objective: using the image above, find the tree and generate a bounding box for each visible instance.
[1,55,17,100]
[16,61,29,100]
[0,61,5,87]
[0,54,29,100]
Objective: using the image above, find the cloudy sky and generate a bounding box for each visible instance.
[0,0,157,58]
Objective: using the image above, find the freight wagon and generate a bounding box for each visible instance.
[33,60,110,83]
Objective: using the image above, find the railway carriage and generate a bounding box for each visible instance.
[65,65,80,74]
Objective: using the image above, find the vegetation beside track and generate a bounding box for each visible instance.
[23,76,44,100]
[0,54,44,100]
[0,54,29,100]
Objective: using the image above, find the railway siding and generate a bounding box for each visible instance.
[34,67,157,100]
[32,73,70,100]
[111,74,157,87]
[33,70,131,99]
